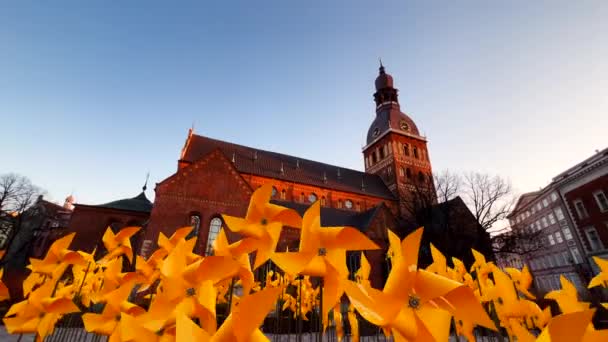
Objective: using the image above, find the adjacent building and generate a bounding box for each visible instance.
[508,147,608,296]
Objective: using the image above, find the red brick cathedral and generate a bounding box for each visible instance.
[134,65,434,286]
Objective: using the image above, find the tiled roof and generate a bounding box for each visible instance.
[270,200,384,232]
[366,105,421,145]
[181,134,395,200]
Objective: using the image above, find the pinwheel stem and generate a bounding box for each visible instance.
[227,277,236,314]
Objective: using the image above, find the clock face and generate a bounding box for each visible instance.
[400,120,409,131]
[372,128,380,137]
[308,193,318,203]
[344,200,353,209]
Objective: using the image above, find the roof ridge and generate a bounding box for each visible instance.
[191,133,375,177]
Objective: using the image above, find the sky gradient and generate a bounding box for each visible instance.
[1,1,607,206]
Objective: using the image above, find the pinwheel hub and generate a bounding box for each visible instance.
[115,315,121,321]
[261,218,268,225]
[408,294,420,309]
[186,287,196,297]
[318,248,327,256]
[155,329,164,336]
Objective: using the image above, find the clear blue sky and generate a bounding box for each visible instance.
[1,1,606,205]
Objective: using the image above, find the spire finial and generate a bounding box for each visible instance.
[143,172,150,192]
[379,58,385,73]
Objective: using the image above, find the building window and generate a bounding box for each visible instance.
[356,202,361,211]
[536,203,542,211]
[585,227,603,251]
[562,227,573,240]
[543,198,549,208]
[555,231,563,243]
[387,167,392,175]
[413,147,419,159]
[300,193,305,202]
[379,146,385,159]
[338,200,343,209]
[345,199,353,209]
[281,189,286,200]
[371,152,377,164]
[555,207,565,220]
[546,255,554,268]
[403,144,410,156]
[574,199,588,219]
[271,187,278,198]
[321,196,326,206]
[548,213,556,225]
[542,217,548,228]
[551,192,558,202]
[417,172,425,183]
[406,168,412,179]
[189,214,201,238]
[399,168,404,177]
[308,193,318,203]
[206,217,222,256]
[593,191,608,212]
[570,247,582,264]
[562,251,571,265]
[548,234,555,245]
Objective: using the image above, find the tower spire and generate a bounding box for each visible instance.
[143,172,150,192]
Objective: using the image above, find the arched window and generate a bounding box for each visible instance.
[206,217,222,256]
[413,147,419,159]
[418,171,425,183]
[321,196,326,206]
[403,144,410,156]
[188,214,201,240]
[281,189,286,200]
[406,168,412,179]
[338,200,343,208]
[399,167,405,177]
[271,186,278,198]
[379,146,385,159]
[356,202,361,211]
[371,152,377,164]
[300,192,305,202]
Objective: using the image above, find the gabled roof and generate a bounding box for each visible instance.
[180,134,395,200]
[270,200,385,232]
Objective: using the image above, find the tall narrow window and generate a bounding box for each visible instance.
[271,187,278,198]
[281,189,286,200]
[585,227,603,251]
[321,196,326,206]
[413,147,419,159]
[406,168,412,179]
[379,146,385,159]
[206,217,222,256]
[593,191,608,212]
[570,247,582,264]
[418,172,425,183]
[574,199,588,219]
[403,144,410,156]
[189,214,201,239]
[399,167,404,177]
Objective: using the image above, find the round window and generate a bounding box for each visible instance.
[345,200,353,209]
[308,193,318,203]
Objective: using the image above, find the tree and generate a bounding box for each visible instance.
[400,170,543,260]
[0,173,45,253]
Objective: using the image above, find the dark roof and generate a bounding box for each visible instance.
[96,192,153,213]
[270,200,384,231]
[181,134,395,200]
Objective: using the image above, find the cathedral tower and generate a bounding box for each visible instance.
[362,64,435,219]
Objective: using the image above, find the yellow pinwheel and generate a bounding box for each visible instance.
[175,285,282,342]
[426,243,449,277]
[545,275,590,314]
[100,226,141,264]
[83,282,145,342]
[505,265,536,299]
[346,304,359,342]
[212,228,256,295]
[536,309,595,342]
[271,201,379,326]
[222,183,302,269]
[344,228,495,342]
[588,256,608,289]
[27,233,85,275]
[354,252,371,287]
[3,280,80,340]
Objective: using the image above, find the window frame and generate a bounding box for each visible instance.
[593,190,608,212]
[206,217,223,256]
[574,199,589,219]
[584,227,603,252]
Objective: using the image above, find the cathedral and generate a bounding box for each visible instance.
[66,65,491,289]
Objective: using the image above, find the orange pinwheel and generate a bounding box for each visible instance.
[0,268,10,301]
[588,256,608,289]
[545,276,590,314]
[222,183,302,269]
[3,280,79,340]
[354,252,371,287]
